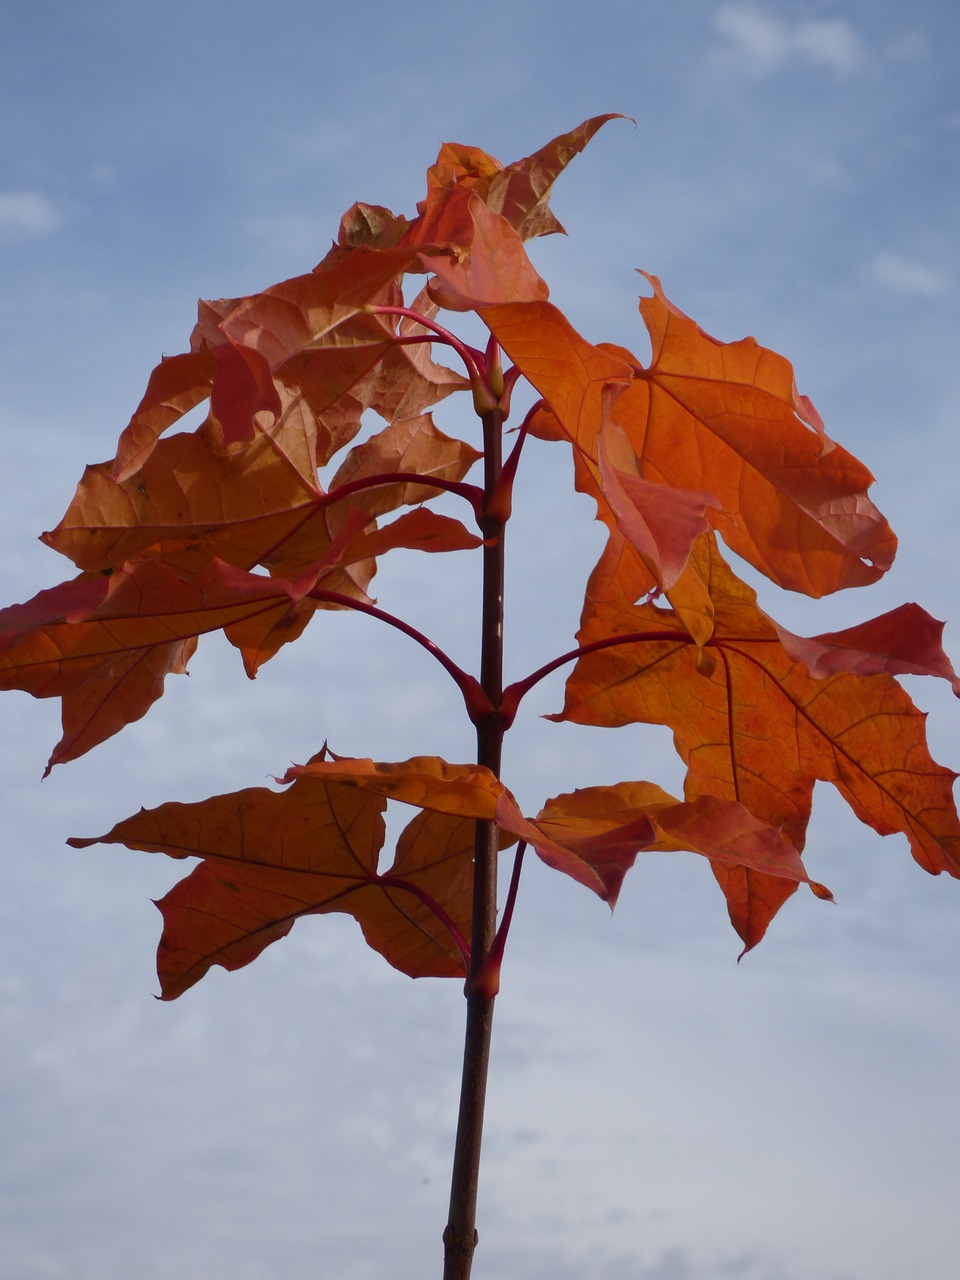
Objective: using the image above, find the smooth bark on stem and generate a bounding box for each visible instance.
[442,408,506,1280]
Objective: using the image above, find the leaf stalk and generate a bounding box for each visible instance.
[307,588,493,721]
[376,873,472,972]
[499,627,693,725]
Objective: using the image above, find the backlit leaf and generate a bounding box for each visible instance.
[552,535,960,947]
[68,768,477,997]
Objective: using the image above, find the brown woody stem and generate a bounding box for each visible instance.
[442,405,507,1280]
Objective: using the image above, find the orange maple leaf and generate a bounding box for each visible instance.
[70,761,481,998]
[550,535,960,948]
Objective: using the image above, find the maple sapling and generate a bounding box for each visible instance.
[1,115,958,1279]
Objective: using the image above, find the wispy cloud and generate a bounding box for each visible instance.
[0,190,63,241]
[712,3,868,79]
[869,250,949,296]
[548,1243,792,1280]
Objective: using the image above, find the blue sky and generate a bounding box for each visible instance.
[1,3,959,1278]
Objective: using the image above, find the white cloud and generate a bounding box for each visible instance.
[713,3,789,76]
[793,16,866,75]
[712,4,867,79]
[0,190,63,241]
[869,250,949,296]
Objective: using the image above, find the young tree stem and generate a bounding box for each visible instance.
[442,407,507,1280]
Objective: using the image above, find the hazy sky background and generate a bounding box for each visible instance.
[2,3,959,1278]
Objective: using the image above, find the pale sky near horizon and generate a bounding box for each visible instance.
[2,4,959,1279]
